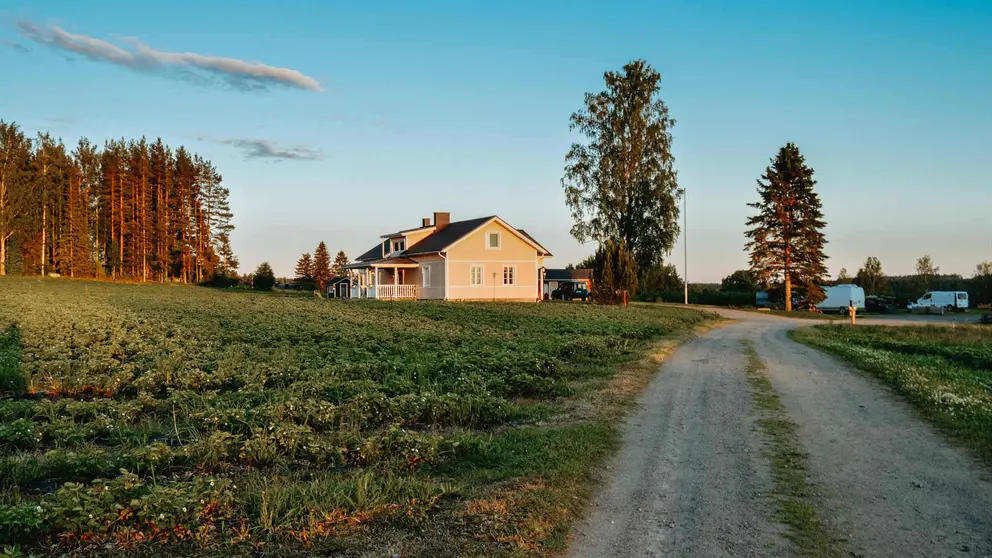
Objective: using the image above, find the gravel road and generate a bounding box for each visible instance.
[568,309,992,557]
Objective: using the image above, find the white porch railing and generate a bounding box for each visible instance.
[377,284,417,299]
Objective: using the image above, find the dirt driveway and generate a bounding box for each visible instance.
[568,309,992,557]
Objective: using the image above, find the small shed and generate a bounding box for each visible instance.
[326,276,352,298]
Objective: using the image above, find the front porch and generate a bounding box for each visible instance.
[348,258,420,300]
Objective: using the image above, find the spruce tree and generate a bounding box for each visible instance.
[744,143,827,311]
[590,239,637,305]
[312,241,332,290]
[331,250,349,277]
[294,252,315,289]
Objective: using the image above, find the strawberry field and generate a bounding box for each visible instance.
[0,277,708,556]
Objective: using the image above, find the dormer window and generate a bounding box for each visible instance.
[486,231,501,250]
[392,239,405,253]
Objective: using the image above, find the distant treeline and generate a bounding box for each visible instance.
[884,274,991,307]
[0,121,236,283]
[641,272,992,308]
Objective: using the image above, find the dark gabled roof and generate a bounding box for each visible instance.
[355,242,384,262]
[517,229,553,257]
[404,215,496,255]
[353,215,550,262]
[328,275,350,285]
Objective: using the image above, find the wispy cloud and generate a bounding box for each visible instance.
[197,136,324,161]
[3,39,29,53]
[15,20,322,92]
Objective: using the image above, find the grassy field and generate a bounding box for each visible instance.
[790,325,992,465]
[0,277,710,557]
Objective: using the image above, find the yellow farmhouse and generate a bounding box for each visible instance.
[345,212,552,301]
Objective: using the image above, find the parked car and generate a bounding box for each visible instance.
[865,295,897,313]
[551,281,590,301]
[908,291,969,311]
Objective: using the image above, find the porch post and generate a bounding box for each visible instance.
[393,266,398,300]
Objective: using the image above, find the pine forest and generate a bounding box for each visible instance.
[0,120,236,282]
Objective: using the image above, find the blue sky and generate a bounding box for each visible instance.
[2,0,990,281]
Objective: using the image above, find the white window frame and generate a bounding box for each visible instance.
[486,230,502,250]
[470,265,484,287]
[422,264,431,288]
[502,265,515,286]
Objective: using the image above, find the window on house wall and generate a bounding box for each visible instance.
[470,265,484,286]
[503,266,515,285]
[422,264,431,288]
[487,231,501,249]
[392,239,405,252]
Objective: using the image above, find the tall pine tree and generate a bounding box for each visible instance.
[312,241,331,290]
[745,143,827,311]
[0,121,32,276]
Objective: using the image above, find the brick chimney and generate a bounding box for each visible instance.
[433,212,450,231]
[422,217,431,228]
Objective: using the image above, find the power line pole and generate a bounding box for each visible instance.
[683,188,688,305]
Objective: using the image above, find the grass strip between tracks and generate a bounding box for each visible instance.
[743,340,837,557]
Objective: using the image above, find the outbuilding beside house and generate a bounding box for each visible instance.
[326,276,351,298]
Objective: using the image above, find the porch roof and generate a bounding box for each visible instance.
[373,257,419,268]
[344,257,419,269]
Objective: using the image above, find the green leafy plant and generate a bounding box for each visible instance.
[0,325,26,393]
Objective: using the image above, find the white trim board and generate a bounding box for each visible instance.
[445,259,539,264]
[448,284,535,289]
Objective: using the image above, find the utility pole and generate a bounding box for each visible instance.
[683,188,688,305]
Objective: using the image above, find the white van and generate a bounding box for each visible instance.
[910,291,969,311]
[816,284,866,314]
